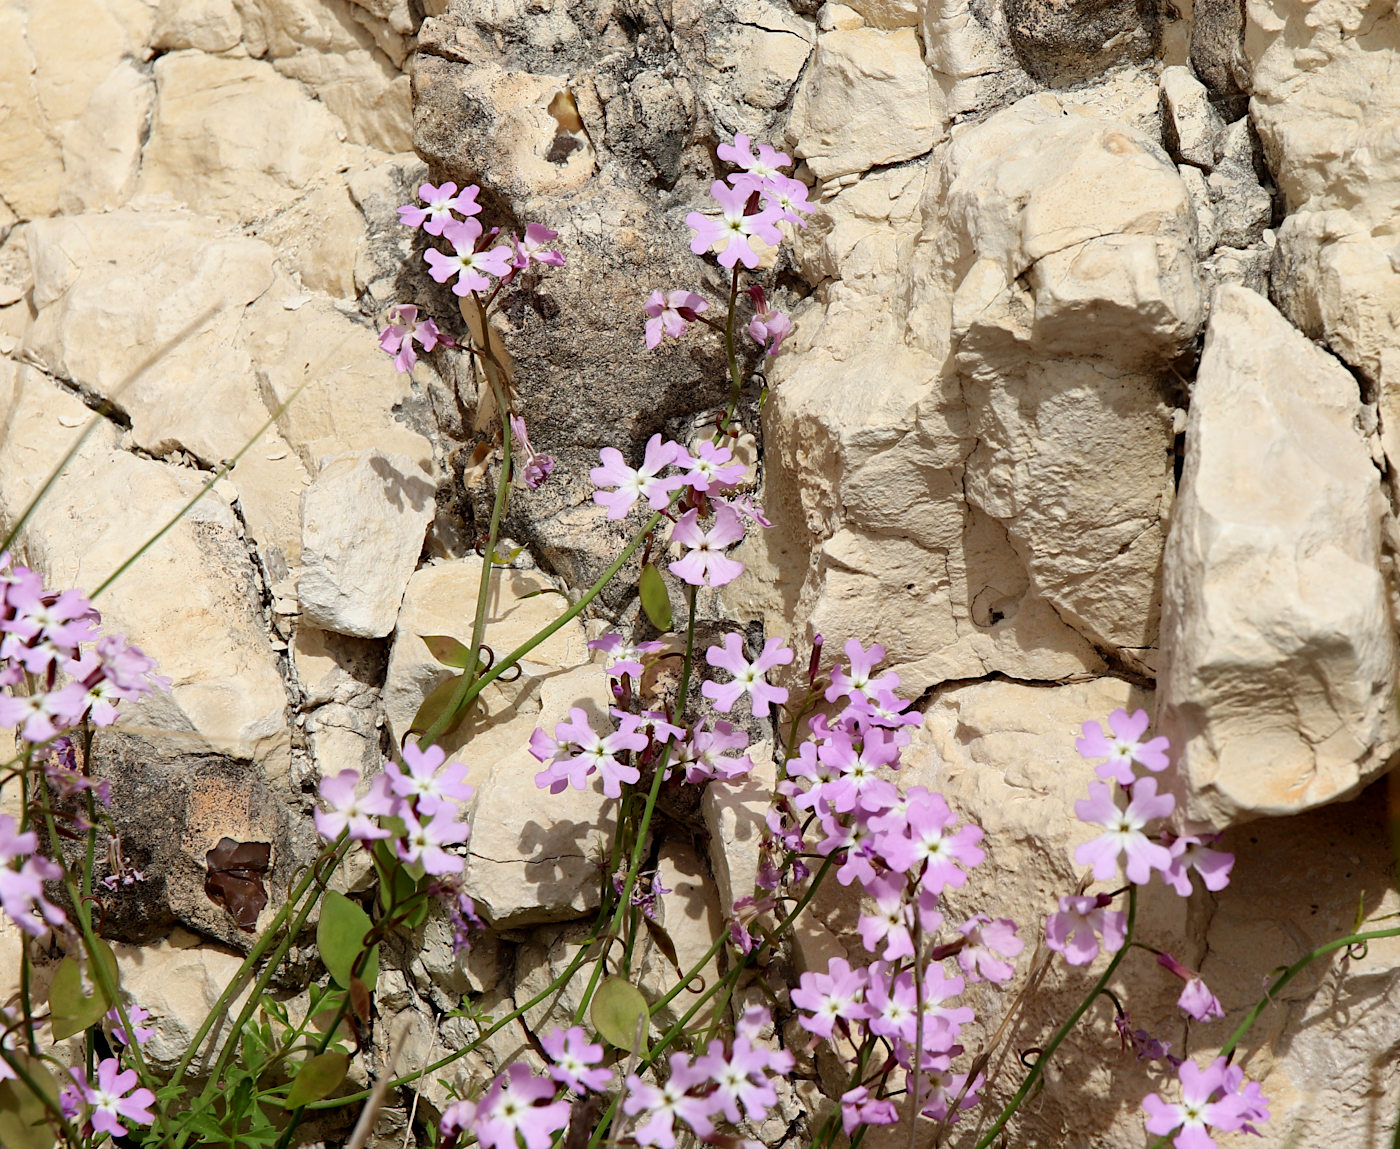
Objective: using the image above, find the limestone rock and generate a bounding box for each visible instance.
[1002,0,1161,86]
[0,6,63,219]
[787,27,942,183]
[1159,286,1397,827]
[637,841,725,1028]
[702,742,776,914]
[1159,65,1224,169]
[153,0,243,51]
[298,449,435,639]
[273,49,412,153]
[461,664,617,927]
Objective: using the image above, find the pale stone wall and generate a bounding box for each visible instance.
[3,0,1400,1144]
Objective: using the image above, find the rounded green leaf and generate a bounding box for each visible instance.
[317,890,379,991]
[49,940,118,1041]
[639,563,673,632]
[0,1057,60,1149]
[284,1052,349,1109]
[408,672,467,737]
[590,976,650,1054]
[419,635,473,669]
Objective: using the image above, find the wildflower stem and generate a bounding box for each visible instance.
[971,885,1139,1149]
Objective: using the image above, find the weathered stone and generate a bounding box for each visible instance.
[637,840,725,1028]
[1160,65,1224,169]
[787,27,942,183]
[1160,286,1397,827]
[298,449,435,639]
[702,742,776,914]
[153,0,243,51]
[1003,0,1160,86]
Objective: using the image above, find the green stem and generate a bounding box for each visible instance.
[0,1044,82,1146]
[723,267,742,402]
[971,885,1139,1149]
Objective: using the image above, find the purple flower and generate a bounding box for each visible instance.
[398,182,481,235]
[75,1057,155,1138]
[511,222,565,268]
[1114,1011,1174,1062]
[671,720,753,782]
[378,305,445,373]
[107,1003,155,1047]
[825,639,900,704]
[1161,832,1235,896]
[746,285,792,355]
[589,632,666,679]
[669,506,746,587]
[912,1068,982,1124]
[696,1031,788,1123]
[1045,892,1127,966]
[1077,707,1170,785]
[791,957,870,1039]
[644,290,708,350]
[509,415,555,489]
[675,441,745,493]
[384,743,474,816]
[1074,779,1176,884]
[396,806,470,875]
[0,813,66,936]
[591,434,685,518]
[702,633,792,717]
[717,133,792,178]
[879,790,985,891]
[541,1025,612,1093]
[857,872,915,961]
[623,1053,716,1148]
[1142,1057,1268,1149]
[956,915,1023,985]
[840,1085,898,1134]
[685,181,784,269]
[532,708,648,799]
[314,770,395,842]
[475,1063,570,1149]
[1157,953,1225,1022]
[423,218,514,295]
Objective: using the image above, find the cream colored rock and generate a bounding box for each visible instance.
[382,556,590,752]
[788,27,943,182]
[945,94,1203,369]
[1160,286,1397,827]
[637,840,725,1028]
[56,61,152,213]
[0,6,63,219]
[843,0,919,27]
[251,180,368,299]
[275,49,412,153]
[0,367,291,770]
[153,0,243,51]
[139,52,354,225]
[702,741,776,914]
[462,665,617,927]
[298,449,434,638]
[1159,64,1223,169]
[113,931,250,1071]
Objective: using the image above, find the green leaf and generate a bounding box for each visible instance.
[408,672,467,738]
[419,635,473,669]
[284,1052,349,1109]
[318,890,379,991]
[639,563,673,632]
[590,976,650,1054]
[49,940,118,1041]
[643,916,683,978]
[0,1057,59,1149]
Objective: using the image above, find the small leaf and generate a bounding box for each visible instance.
[643,916,683,979]
[491,544,525,565]
[408,673,467,738]
[419,635,474,669]
[284,1052,349,1109]
[349,977,372,1024]
[317,891,379,991]
[0,1057,59,1149]
[590,976,650,1054]
[639,564,673,632]
[49,940,118,1041]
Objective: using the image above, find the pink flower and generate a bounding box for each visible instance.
[314,770,395,842]
[671,720,753,782]
[702,633,792,717]
[1077,707,1171,785]
[74,1057,155,1138]
[1074,779,1176,884]
[1161,832,1235,896]
[879,790,985,890]
[591,434,685,518]
[1157,953,1224,1022]
[644,290,708,350]
[685,181,784,269]
[1045,892,1127,966]
[588,632,666,679]
[840,1086,898,1134]
[1142,1057,1268,1148]
[675,441,745,493]
[384,743,474,816]
[717,133,792,178]
[511,222,565,268]
[956,915,1023,985]
[533,709,648,799]
[378,304,445,373]
[913,1068,982,1124]
[106,1003,155,1047]
[791,957,870,1039]
[509,414,555,489]
[825,639,899,704]
[423,218,514,295]
[857,872,915,961]
[623,1053,715,1148]
[541,1025,612,1093]
[398,182,481,235]
[396,806,470,875]
[746,286,792,355]
[475,1063,570,1149]
[696,1031,788,1123]
[669,505,746,587]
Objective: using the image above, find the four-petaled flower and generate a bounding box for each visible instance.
[314,770,395,842]
[540,1025,613,1093]
[72,1057,156,1138]
[1142,1057,1269,1149]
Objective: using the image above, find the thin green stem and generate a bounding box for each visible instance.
[971,886,1139,1149]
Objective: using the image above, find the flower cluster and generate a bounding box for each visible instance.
[314,743,479,948]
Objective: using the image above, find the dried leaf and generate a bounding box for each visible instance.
[204,838,272,931]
